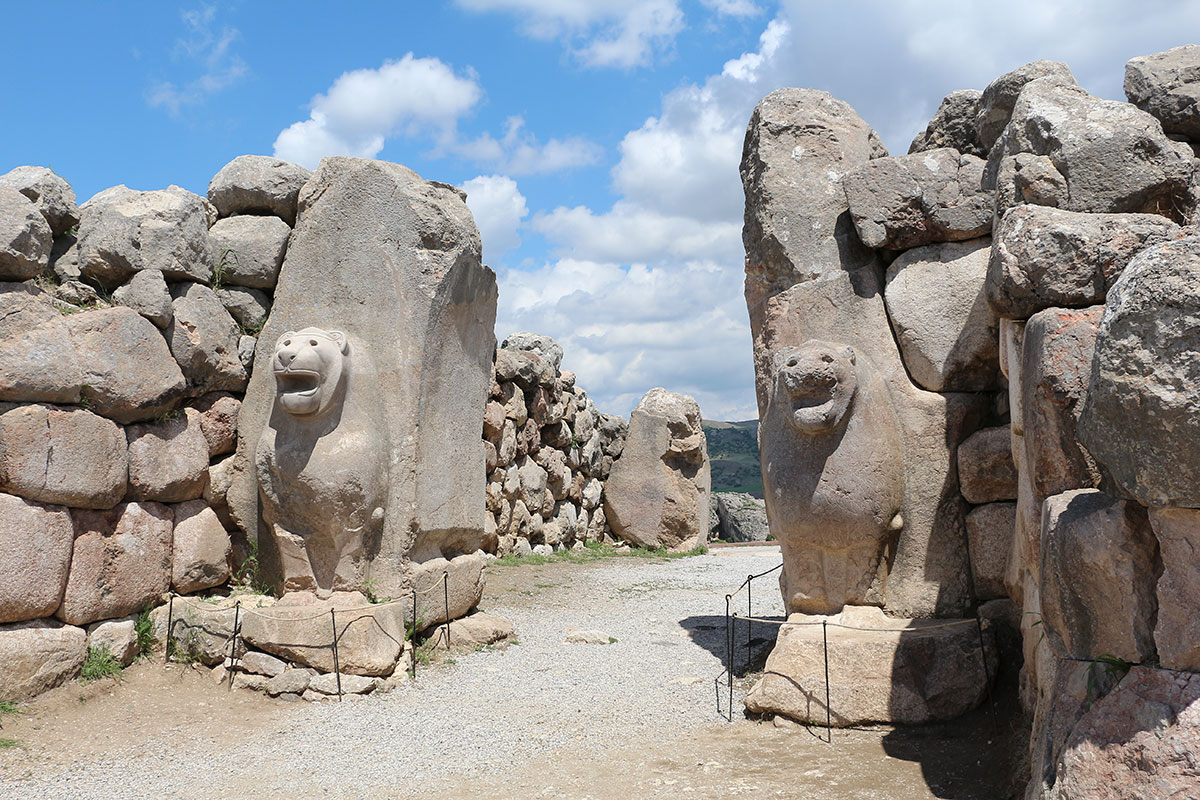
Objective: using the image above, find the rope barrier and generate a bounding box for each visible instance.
[733,614,981,632]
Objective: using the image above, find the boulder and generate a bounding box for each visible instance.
[843,148,992,250]
[603,388,711,552]
[167,282,247,394]
[208,214,291,289]
[215,285,270,332]
[1148,508,1200,671]
[308,673,380,695]
[0,493,73,623]
[515,456,547,512]
[202,453,237,529]
[965,502,1015,601]
[111,269,173,328]
[0,403,127,509]
[975,60,1078,151]
[86,615,139,666]
[1079,236,1200,507]
[192,391,240,457]
[429,611,513,649]
[57,502,173,626]
[231,650,286,677]
[1020,306,1104,501]
[207,155,311,225]
[67,305,186,423]
[1125,44,1200,139]
[265,667,310,695]
[986,204,1181,319]
[500,332,563,373]
[956,425,1017,504]
[1048,667,1200,800]
[0,166,80,235]
[0,282,82,403]
[0,618,87,700]
[744,605,995,726]
[152,594,274,666]
[988,79,1194,218]
[1039,489,1157,663]
[0,187,52,279]
[883,237,1000,391]
[48,232,79,281]
[171,500,231,595]
[495,348,554,390]
[908,89,984,157]
[597,413,628,457]
[712,492,769,543]
[76,185,214,286]
[126,408,209,502]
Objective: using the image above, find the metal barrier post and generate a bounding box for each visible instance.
[443,571,450,649]
[164,594,175,663]
[730,612,738,722]
[725,594,733,722]
[411,587,418,680]
[747,574,753,670]
[226,600,242,688]
[331,609,343,701]
[822,620,832,743]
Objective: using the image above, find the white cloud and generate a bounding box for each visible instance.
[456,117,602,175]
[146,5,247,116]
[455,0,684,68]
[533,202,743,265]
[273,54,483,168]
[463,175,529,264]
[701,0,761,17]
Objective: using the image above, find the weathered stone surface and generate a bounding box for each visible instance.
[500,332,563,373]
[1079,237,1200,507]
[1048,667,1200,800]
[986,204,1181,319]
[228,650,288,678]
[77,185,214,286]
[1021,306,1104,501]
[712,492,769,543]
[1040,489,1157,663]
[0,403,127,509]
[844,149,991,250]
[884,237,1000,391]
[167,282,247,395]
[152,594,262,666]
[265,667,309,695]
[0,493,73,623]
[976,60,1078,151]
[193,392,240,457]
[908,89,984,157]
[215,285,270,332]
[0,283,82,403]
[744,606,994,725]
[126,408,209,502]
[208,155,311,226]
[171,500,231,595]
[1125,44,1200,139]
[604,388,710,552]
[58,502,173,626]
[965,502,1014,601]
[1148,508,1200,671]
[111,268,173,328]
[0,187,52,279]
[208,214,291,289]
[0,166,80,236]
[67,305,186,423]
[202,453,237,529]
[308,672,380,695]
[0,618,86,700]
[430,611,513,648]
[238,335,257,372]
[87,615,139,666]
[495,348,554,391]
[957,425,1017,504]
[989,79,1194,218]
[231,158,496,601]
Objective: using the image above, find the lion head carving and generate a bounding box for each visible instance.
[271,327,349,416]
[772,340,859,434]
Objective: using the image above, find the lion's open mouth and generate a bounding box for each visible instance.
[276,369,321,397]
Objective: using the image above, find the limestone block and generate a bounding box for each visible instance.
[956,425,1017,504]
[603,388,710,552]
[192,391,241,457]
[0,493,73,623]
[112,269,173,328]
[49,233,78,282]
[58,502,173,626]
[499,381,527,426]
[431,611,513,649]
[1039,489,1157,663]
[1148,508,1200,671]
[77,185,214,286]
[0,618,86,701]
[0,282,82,403]
[0,166,80,236]
[987,204,1181,319]
[975,60,1077,151]
[207,155,311,226]
[884,237,1000,391]
[1079,236,1200,506]
[1021,306,1104,501]
[171,500,231,595]
[237,650,286,677]
[67,305,186,423]
[908,89,984,157]
[744,606,995,726]
[495,348,553,391]
[0,187,52,279]
[238,335,256,372]
[167,282,247,395]
[965,502,1014,601]
[1125,44,1200,138]
[482,400,505,441]
[500,332,563,373]
[208,214,291,289]
[0,403,127,509]
[202,453,237,529]
[86,615,139,666]
[215,285,271,332]
[515,456,547,512]
[126,408,209,502]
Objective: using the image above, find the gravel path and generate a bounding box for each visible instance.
[5,546,784,800]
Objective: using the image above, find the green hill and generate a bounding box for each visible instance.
[702,419,762,497]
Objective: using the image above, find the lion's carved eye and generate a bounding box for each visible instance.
[310,339,318,347]
[786,358,798,368]
[283,340,291,347]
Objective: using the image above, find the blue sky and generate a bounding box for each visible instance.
[3,1,1197,419]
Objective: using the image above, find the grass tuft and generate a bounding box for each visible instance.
[80,645,122,684]
[490,540,707,568]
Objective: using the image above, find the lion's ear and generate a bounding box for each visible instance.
[276,331,298,349]
[843,346,856,366]
[328,330,349,354]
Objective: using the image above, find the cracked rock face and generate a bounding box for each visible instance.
[1125,44,1200,138]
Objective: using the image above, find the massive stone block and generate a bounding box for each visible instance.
[1125,44,1200,139]
[0,166,80,236]
[604,388,710,552]
[0,187,52,280]
[167,282,248,395]
[170,500,231,595]
[207,155,311,226]
[126,408,210,502]
[956,425,1017,504]
[0,493,73,624]
[908,89,983,157]
[0,618,86,701]
[0,282,82,404]
[208,214,291,289]
[1148,508,1200,671]
[975,60,1078,152]
[229,157,496,602]
[1079,236,1200,507]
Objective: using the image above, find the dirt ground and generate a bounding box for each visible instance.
[0,551,1029,799]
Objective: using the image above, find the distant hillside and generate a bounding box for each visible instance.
[702,419,762,497]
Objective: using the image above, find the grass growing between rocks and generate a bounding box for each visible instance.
[490,541,707,568]
[79,645,122,684]
[0,738,18,749]
[134,607,156,658]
